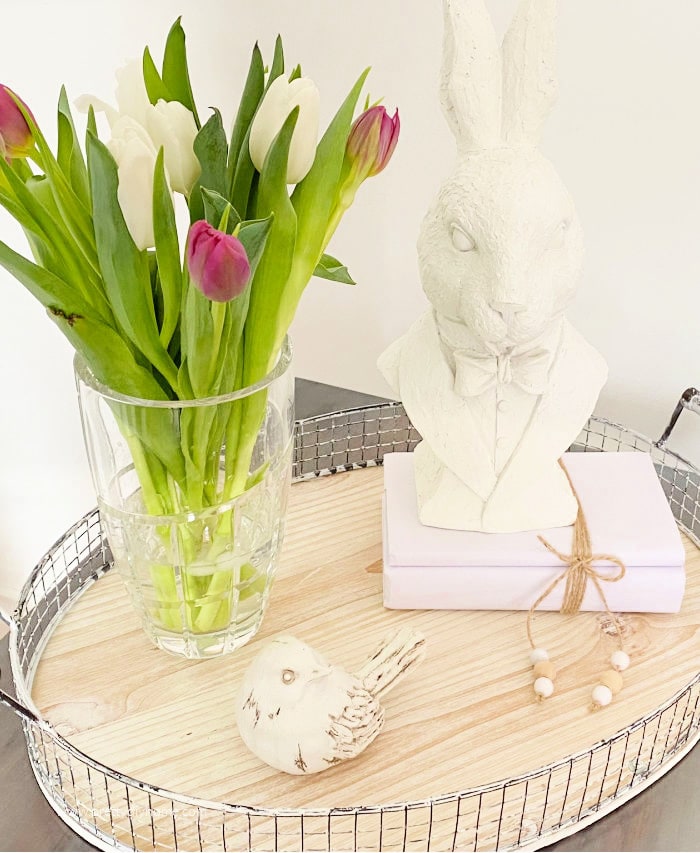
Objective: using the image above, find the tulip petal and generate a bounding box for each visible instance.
[186,220,251,303]
[249,74,320,185]
[0,85,34,160]
[147,99,200,195]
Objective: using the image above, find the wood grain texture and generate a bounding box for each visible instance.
[29,466,700,851]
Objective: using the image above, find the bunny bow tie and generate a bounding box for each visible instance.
[453,346,552,398]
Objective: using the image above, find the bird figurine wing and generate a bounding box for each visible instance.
[323,676,385,765]
[357,626,427,698]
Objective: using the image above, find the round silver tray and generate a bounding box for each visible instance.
[1,391,700,852]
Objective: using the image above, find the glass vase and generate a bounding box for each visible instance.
[74,340,294,659]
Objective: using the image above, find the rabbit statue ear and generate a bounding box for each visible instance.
[501,0,559,147]
[440,0,502,151]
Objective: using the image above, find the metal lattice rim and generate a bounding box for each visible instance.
[3,401,700,851]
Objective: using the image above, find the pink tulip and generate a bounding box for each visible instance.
[0,86,34,161]
[346,106,400,179]
[186,221,251,303]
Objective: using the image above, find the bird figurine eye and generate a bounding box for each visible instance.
[281,669,296,685]
[451,225,476,253]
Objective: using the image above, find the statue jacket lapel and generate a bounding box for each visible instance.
[395,311,497,503]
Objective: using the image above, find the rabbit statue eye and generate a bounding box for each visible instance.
[547,218,571,250]
[451,226,476,253]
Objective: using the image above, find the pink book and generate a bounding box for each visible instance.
[382,452,686,613]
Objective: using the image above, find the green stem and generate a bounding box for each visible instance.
[205,301,227,392]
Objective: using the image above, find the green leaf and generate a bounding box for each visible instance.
[291,68,370,269]
[57,87,90,208]
[143,46,173,105]
[162,17,200,127]
[288,64,302,82]
[274,68,370,348]
[237,216,273,277]
[64,315,168,400]
[219,215,274,385]
[189,109,228,222]
[243,108,299,384]
[266,35,285,90]
[230,140,258,222]
[15,99,98,266]
[226,43,265,196]
[63,314,187,485]
[0,236,97,320]
[181,282,213,398]
[87,105,97,138]
[86,133,179,392]
[0,158,109,319]
[201,188,241,233]
[313,253,356,285]
[153,149,182,348]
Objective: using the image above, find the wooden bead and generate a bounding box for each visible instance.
[533,661,556,680]
[529,648,549,665]
[591,685,613,708]
[599,669,624,695]
[534,677,554,699]
[610,651,630,672]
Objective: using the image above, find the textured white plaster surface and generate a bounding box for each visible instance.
[380,0,608,532]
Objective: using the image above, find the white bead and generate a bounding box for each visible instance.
[610,651,630,672]
[534,677,554,698]
[592,685,613,708]
[529,648,549,665]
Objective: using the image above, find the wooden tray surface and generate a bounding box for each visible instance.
[32,466,700,816]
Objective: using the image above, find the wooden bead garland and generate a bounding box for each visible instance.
[526,461,630,711]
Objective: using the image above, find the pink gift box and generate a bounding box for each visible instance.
[382,451,686,613]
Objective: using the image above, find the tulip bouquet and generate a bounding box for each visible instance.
[0,20,399,646]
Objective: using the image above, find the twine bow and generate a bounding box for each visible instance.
[526,461,627,651]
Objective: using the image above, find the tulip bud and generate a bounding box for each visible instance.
[186,221,251,303]
[146,99,200,195]
[0,85,34,161]
[107,116,163,250]
[346,106,400,181]
[249,76,320,184]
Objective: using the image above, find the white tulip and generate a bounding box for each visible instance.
[107,117,167,250]
[77,60,200,198]
[249,76,320,185]
[146,99,201,195]
[114,59,152,129]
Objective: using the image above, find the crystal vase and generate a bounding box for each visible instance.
[75,340,294,659]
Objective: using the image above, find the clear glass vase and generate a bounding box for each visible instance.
[75,340,294,659]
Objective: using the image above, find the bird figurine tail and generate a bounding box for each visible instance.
[357,627,426,699]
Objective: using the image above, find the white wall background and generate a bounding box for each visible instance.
[0,0,698,603]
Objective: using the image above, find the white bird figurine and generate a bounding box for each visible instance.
[235,627,426,775]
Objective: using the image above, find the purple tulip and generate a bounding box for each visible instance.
[0,86,34,161]
[346,106,400,179]
[186,221,251,303]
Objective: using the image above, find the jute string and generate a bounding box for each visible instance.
[526,460,627,652]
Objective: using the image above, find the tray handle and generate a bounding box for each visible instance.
[657,387,700,449]
[0,605,40,724]
[0,670,40,724]
[0,676,38,727]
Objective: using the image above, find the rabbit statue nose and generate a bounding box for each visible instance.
[491,301,527,324]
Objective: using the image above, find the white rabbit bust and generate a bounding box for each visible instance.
[379,0,607,532]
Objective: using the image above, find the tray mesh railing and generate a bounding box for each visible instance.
[5,401,700,852]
